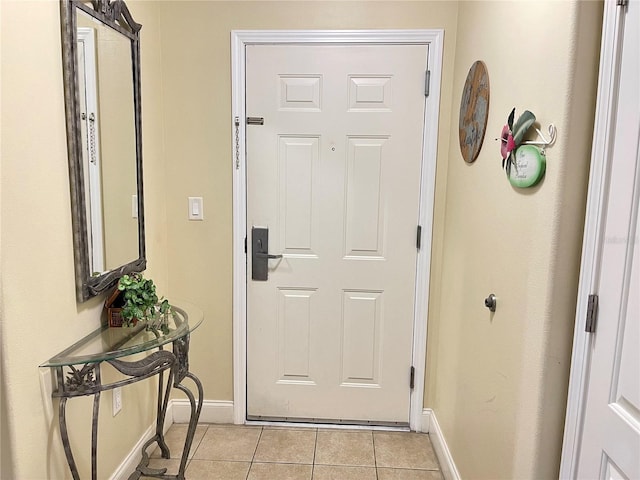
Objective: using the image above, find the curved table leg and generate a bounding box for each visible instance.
[59,397,81,480]
[127,371,203,480]
[155,369,172,459]
[58,391,101,480]
[129,368,175,480]
[173,372,204,480]
[91,391,100,480]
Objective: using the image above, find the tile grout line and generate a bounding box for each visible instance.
[246,426,264,480]
[311,428,318,479]
[185,423,208,471]
[372,431,379,480]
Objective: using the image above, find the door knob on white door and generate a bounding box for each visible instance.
[251,226,281,281]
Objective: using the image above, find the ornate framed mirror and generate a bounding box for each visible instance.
[60,0,145,302]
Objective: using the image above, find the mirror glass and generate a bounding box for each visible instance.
[61,0,145,302]
[77,10,138,274]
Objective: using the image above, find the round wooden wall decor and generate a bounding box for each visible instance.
[459,61,490,163]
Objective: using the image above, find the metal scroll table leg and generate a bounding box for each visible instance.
[155,369,172,458]
[57,363,100,480]
[174,372,204,480]
[91,390,100,480]
[105,351,176,480]
[128,368,175,480]
[171,333,203,480]
[90,366,102,480]
[57,389,101,480]
[59,397,80,480]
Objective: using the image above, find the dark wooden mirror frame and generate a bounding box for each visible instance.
[60,0,146,302]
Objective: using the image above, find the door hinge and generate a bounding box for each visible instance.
[244,236,247,254]
[424,70,431,97]
[585,294,598,333]
[247,117,264,125]
[409,366,415,389]
[416,225,422,250]
[617,0,628,7]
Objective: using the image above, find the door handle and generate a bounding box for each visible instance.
[251,227,281,280]
[255,253,283,259]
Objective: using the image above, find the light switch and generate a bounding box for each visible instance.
[188,197,204,220]
[132,194,138,219]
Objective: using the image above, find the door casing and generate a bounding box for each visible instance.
[560,1,634,476]
[231,30,444,431]
[77,27,105,273]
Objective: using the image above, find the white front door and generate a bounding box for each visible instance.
[575,0,640,477]
[245,44,427,424]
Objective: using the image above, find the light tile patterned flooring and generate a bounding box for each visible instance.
[146,424,443,479]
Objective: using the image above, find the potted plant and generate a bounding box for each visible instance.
[105,273,172,333]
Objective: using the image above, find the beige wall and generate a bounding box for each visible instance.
[425,1,602,478]
[0,1,168,478]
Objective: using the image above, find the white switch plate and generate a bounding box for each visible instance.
[188,197,204,220]
[132,194,138,219]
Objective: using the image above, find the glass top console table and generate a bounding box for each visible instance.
[41,302,204,480]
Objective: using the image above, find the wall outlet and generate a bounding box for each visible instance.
[112,387,122,416]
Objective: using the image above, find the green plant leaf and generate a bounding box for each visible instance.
[512,110,536,145]
[159,299,170,314]
[115,273,172,326]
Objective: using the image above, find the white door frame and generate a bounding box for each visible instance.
[559,2,628,477]
[77,27,105,274]
[231,30,444,431]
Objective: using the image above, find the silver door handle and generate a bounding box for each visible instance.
[255,253,283,259]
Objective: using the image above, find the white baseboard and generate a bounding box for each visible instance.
[425,408,461,480]
[109,422,156,480]
[421,407,432,433]
[110,399,234,479]
[171,399,234,424]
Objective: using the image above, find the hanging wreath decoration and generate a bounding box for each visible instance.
[500,107,536,176]
[499,108,552,188]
